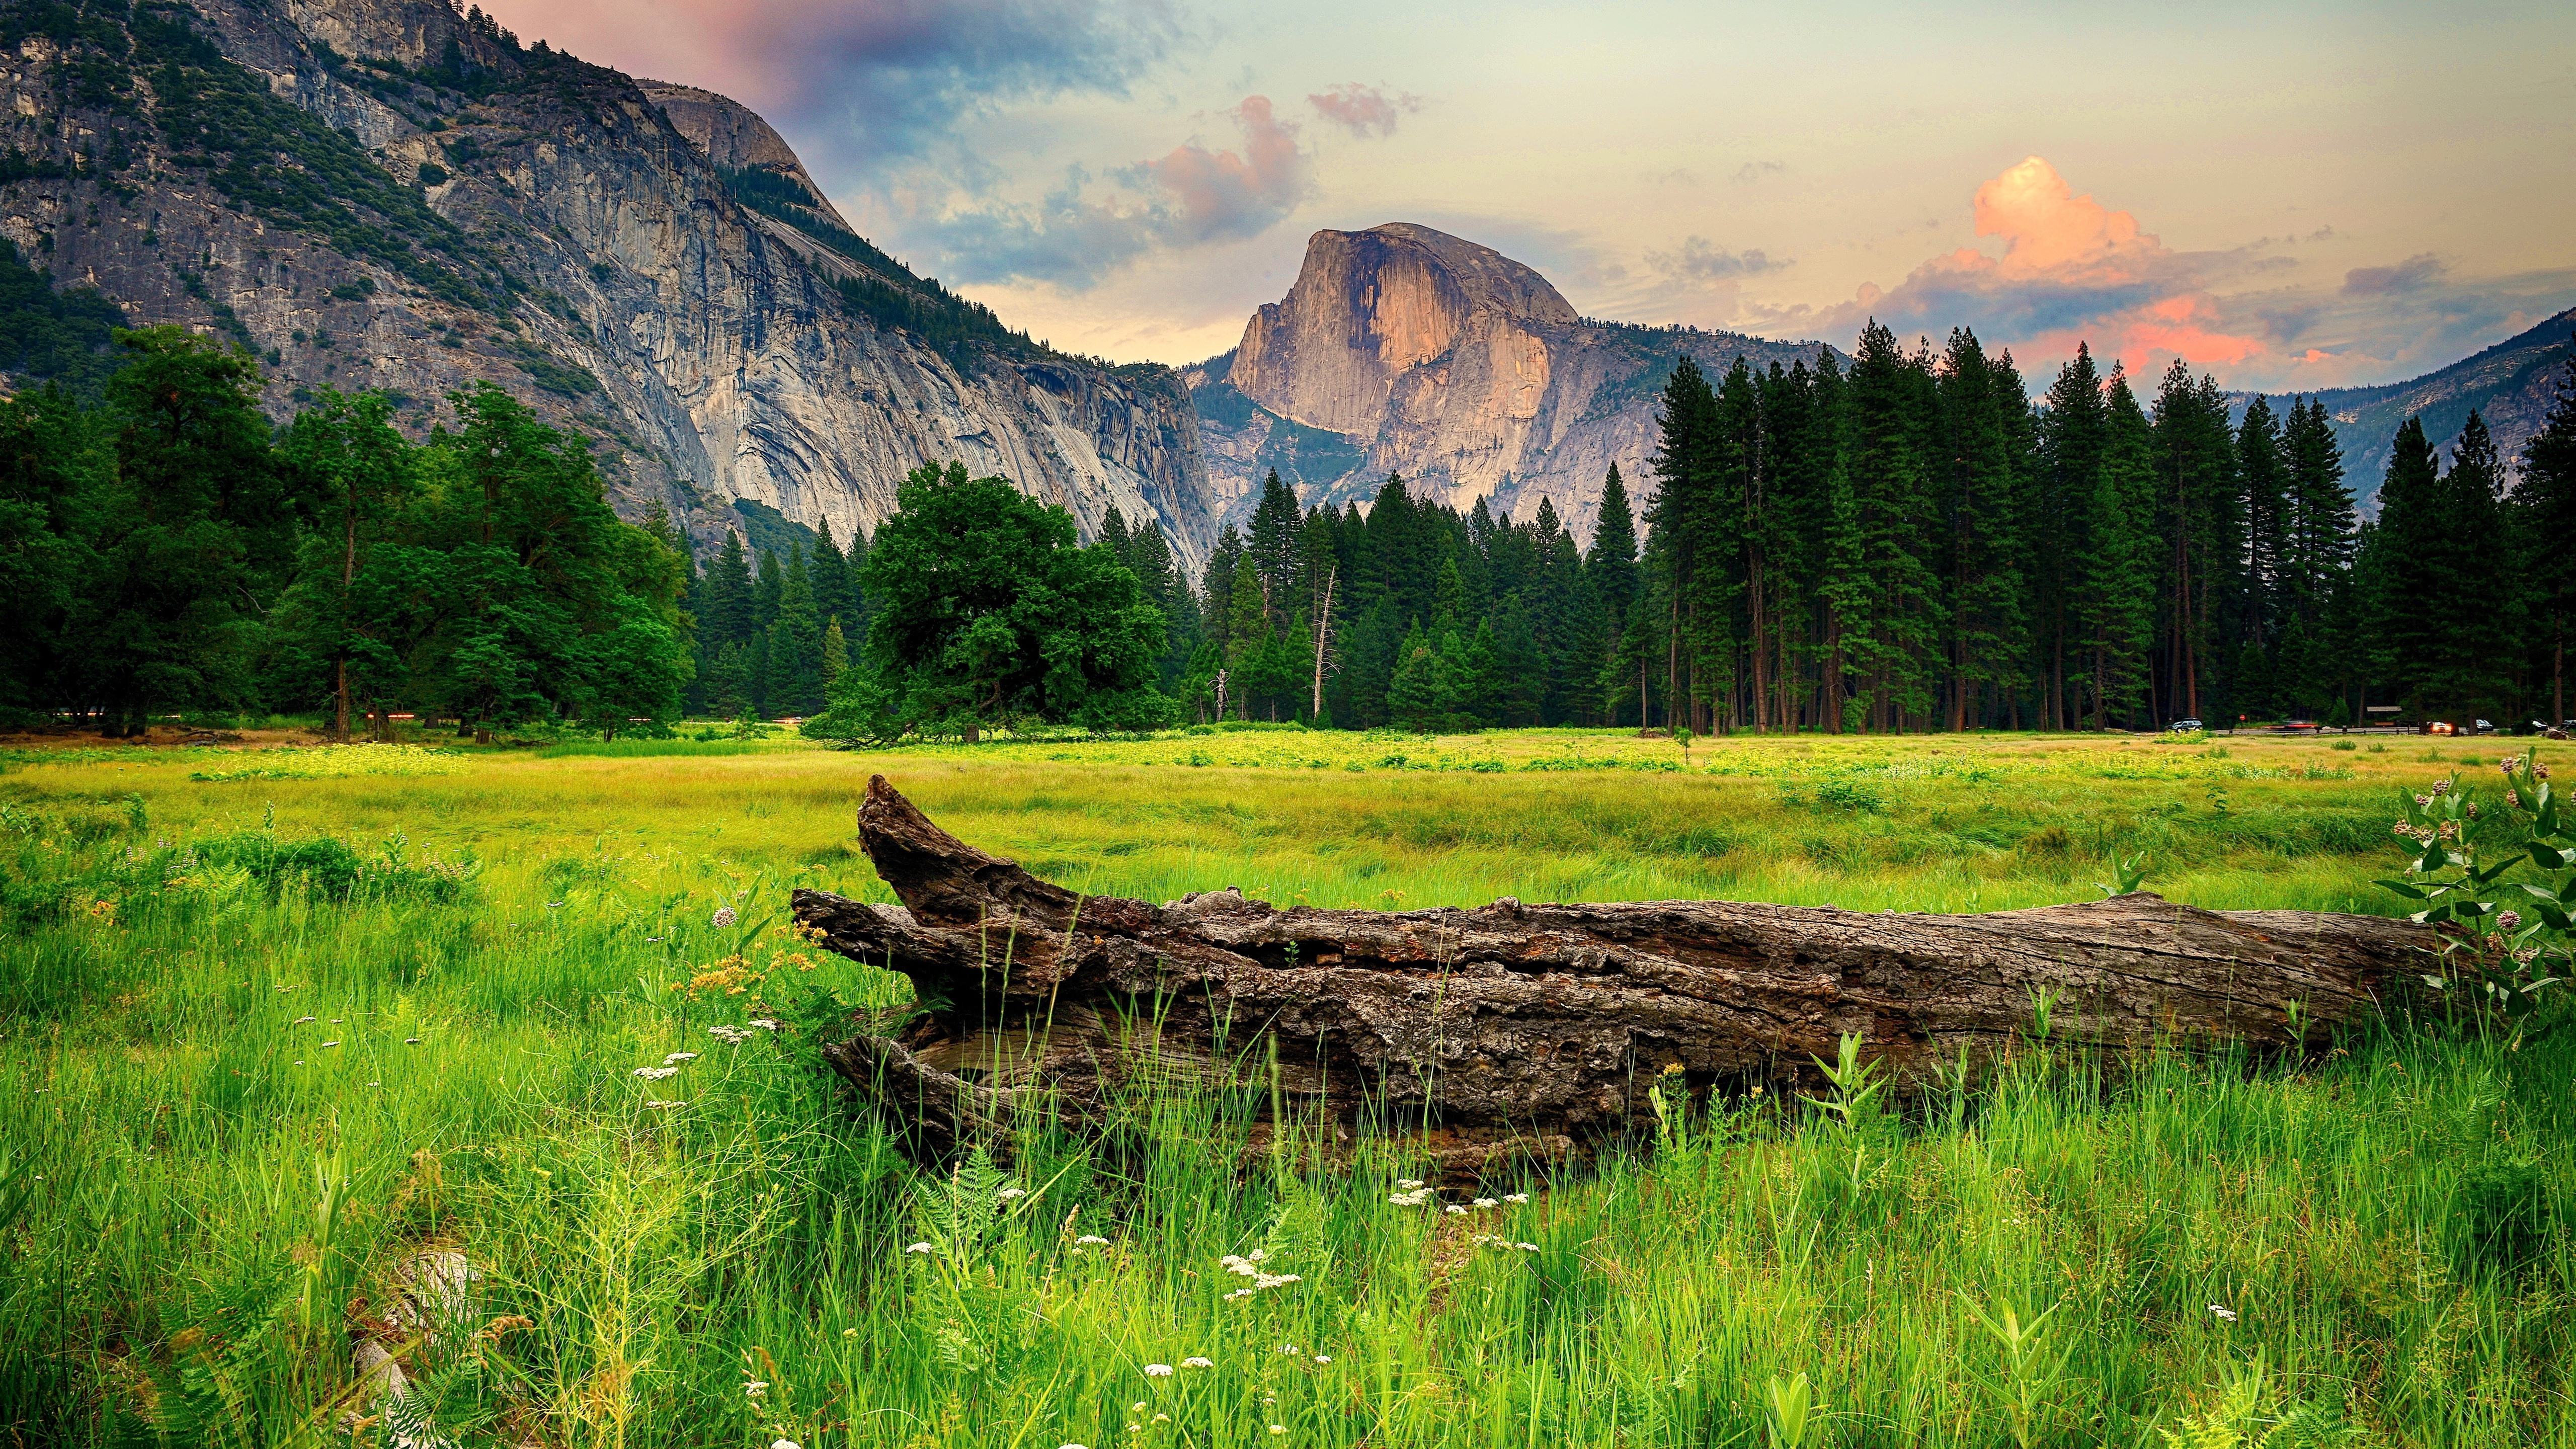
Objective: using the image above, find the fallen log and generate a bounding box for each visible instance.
[794,775,2435,1171]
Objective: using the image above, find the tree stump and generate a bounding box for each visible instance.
[794,775,2433,1174]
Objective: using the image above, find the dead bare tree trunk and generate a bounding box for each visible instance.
[795,776,2433,1174]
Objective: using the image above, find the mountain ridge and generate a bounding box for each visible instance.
[0,0,1223,573]
[1185,222,1834,545]
[2261,307,2574,504]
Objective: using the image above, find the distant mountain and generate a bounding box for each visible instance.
[2268,308,2575,508]
[1183,223,1833,545]
[0,0,1222,572]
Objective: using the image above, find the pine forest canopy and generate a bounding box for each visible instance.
[1143,327,2576,737]
[4,318,2572,741]
[1,328,693,737]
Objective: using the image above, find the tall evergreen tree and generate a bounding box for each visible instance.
[2518,354,2576,723]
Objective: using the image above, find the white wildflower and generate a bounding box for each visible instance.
[774,1441,800,1449]
[712,906,738,928]
[709,1024,754,1044]
[1076,1234,1110,1245]
[1443,1204,1468,1216]
[1182,1356,1213,1369]
[293,1015,316,1024]
[1268,1427,1285,1436]
[663,1051,697,1065]
[905,1242,933,1254]
[1153,1414,1170,1424]
[632,1066,678,1080]
[1388,1188,1432,1207]
[1224,1288,1255,1301]
[997,1187,1027,1201]
[1314,1355,1331,1364]
[1471,1197,1497,1209]
[2208,1304,2237,1322]
[1132,1402,1147,1412]
[643,1099,686,1109]
[1144,1363,1174,1378]
[1278,1344,1299,1354]
[1396,1179,1424,1189]
[742,1380,768,1399]
[1502,1192,1530,1204]
[1515,1242,1540,1252]
[750,1018,779,1030]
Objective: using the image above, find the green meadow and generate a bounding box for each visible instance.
[1,729,2568,1446]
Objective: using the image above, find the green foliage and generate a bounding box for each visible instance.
[809,461,1170,741]
[2379,750,2571,1019]
[0,735,2567,1445]
[0,239,125,394]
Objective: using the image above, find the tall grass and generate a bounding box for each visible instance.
[0,732,2566,1445]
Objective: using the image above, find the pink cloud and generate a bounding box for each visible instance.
[1143,96,1307,243]
[1972,156,2154,276]
[1750,155,2267,378]
[1306,83,1421,139]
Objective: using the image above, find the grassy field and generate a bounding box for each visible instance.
[1,728,2568,1447]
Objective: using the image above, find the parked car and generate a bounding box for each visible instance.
[2169,717,2204,733]
[2424,720,2456,736]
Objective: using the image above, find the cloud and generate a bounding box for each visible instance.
[1306,83,1422,139]
[484,0,1183,178]
[1744,155,2264,375]
[1731,160,1786,184]
[2343,253,2447,296]
[1647,237,1789,282]
[904,96,1310,288]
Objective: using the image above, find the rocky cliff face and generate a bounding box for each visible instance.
[0,0,1221,572]
[1187,222,1830,544]
[2267,308,2576,508]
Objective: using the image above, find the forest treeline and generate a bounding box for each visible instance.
[1,328,693,736]
[7,320,2574,740]
[1132,324,2576,734]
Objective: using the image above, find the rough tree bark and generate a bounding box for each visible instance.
[794,776,2434,1174]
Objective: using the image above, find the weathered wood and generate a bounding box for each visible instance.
[795,775,2434,1166]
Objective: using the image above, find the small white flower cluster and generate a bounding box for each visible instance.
[706,1019,778,1045]
[1472,1234,1545,1253]
[742,1379,768,1400]
[997,1186,1027,1202]
[905,1241,934,1254]
[643,1099,684,1109]
[631,1066,679,1080]
[1143,1363,1174,1378]
[2208,1303,2238,1322]
[1388,1178,1433,1207]
[663,1051,696,1065]
[1181,1356,1214,1369]
[1502,1192,1531,1204]
[1220,1248,1302,1299]
[712,906,738,928]
[1075,1234,1110,1246]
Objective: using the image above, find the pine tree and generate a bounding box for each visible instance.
[2034,345,2108,729]
[2429,411,2513,717]
[703,531,755,650]
[822,618,849,693]
[1247,470,1301,617]
[1587,464,1641,625]
[2518,354,2576,724]
[775,545,826,713]
[754,547,785,632]
[2371,417,2446,713]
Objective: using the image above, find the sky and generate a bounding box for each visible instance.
[481,0,2576,391]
